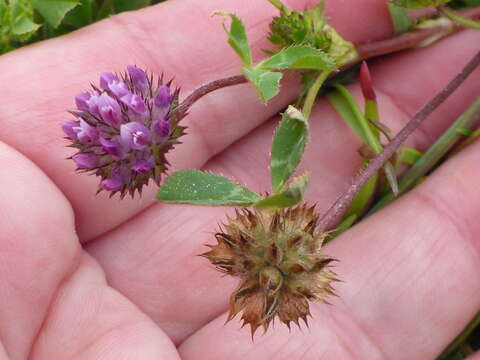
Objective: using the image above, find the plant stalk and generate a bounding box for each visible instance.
[317,50,480,233]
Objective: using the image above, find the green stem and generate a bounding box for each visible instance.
[267,0,291,14]
[302,71,331,119]
[438,6,480,30]
[368,97,480,215]
[437,312,480,360]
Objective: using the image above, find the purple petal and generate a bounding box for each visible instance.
[72,153,98,169]
[132,159,154,174]
[127,65,149,94]
[100,72,129,98]
[101,174,124,191]
[75,92,91,111]
[74,119,98,142]
[62,121,79,140]
[97,93,122,126]
[120,122,151,150]
[154,86,172,108]
[109,81,129,98]
[86,92,101,116]
[120,93,146,114]
[100,137,123,159]
[152,119,171,141]
[100,72,119,90]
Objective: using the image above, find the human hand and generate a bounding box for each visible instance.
[0,0,478,358]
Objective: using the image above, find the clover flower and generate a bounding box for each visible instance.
[202,205,338,336]
[62,66,185,197]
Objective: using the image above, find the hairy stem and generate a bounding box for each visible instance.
[368,98,480,215]
[317,50,480,233]
[173,75,247,117]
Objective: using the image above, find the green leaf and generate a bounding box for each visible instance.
[114,0,151,12]
[242,67,282,103]
[258,45,336,71]
[391,0,450,9]
[157,170,262,206]
[11,15,41,35]
[63,0,94,27]
[398,147,422,165]
[388,2,412,34]
[270,106,308,193]
[215,12,252,66]
[33,0,79,28]
[255,173,310,209]
[327,85,382,153]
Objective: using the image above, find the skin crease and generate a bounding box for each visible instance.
[0,0,477,359]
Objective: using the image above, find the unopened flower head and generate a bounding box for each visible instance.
[202,205,338,336]
[62,66,185,197]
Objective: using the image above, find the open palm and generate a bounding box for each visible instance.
[0,0,479,359]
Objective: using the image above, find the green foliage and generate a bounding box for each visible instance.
[391,0,451,9]
[270,106,309,193]
[0,0,161,54]
[448,0,480,8]
[242,67,283,103]
[267,1,358,67]
[388,2,412,34]
[157,170,262,206]
[255,173,310,209]
[214,12,252,66]
[258,45,335,71]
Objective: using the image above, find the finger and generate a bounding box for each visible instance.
[468,352,480,360]
[0,141,79,358]
[179,103,480,360]
[87,28,480,345]
[0,0,392,242]
[30,253,180,359]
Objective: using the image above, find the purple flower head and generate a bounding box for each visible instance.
[73,153,98,169]
[128,65,149,95]
[62,66,185,198]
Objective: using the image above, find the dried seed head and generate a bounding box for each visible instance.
[62,66,186,198]
[202,205,338,336]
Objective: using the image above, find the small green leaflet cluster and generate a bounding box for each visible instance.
[215,12,336,103]
[391,0,451,9]
[157,105,311,209]
[0,0,159,54]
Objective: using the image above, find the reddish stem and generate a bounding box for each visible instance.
[317,50,480,233]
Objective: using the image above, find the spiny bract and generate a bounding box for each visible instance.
[202,205,338,336]
[62,66,185,198]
